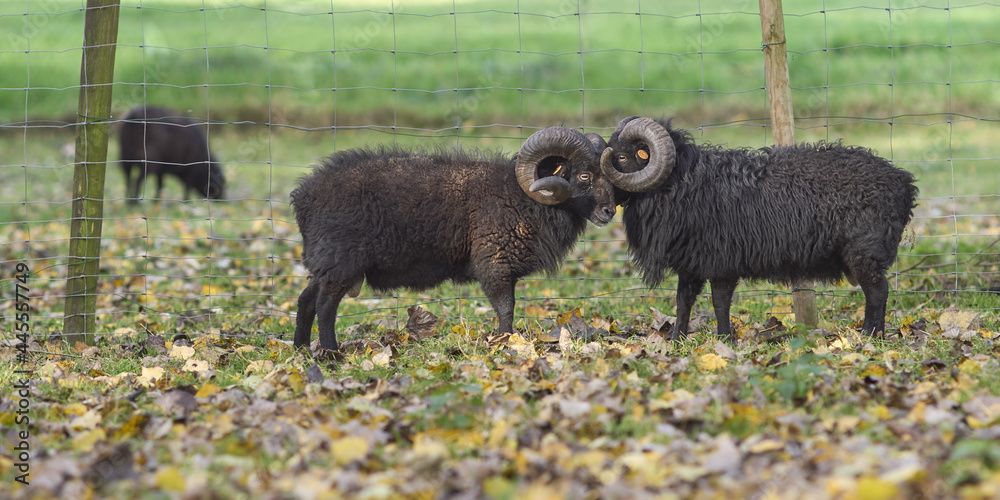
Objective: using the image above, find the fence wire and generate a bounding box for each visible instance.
[1,0,997,346]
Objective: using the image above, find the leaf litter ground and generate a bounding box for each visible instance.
[3,307,1000,499]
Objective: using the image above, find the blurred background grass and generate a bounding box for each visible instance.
[1,0,997,339]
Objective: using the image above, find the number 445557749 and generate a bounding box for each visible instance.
[14,262,30,362]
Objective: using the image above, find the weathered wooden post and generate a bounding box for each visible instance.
[64,0,121,344]
[759,0,819,329]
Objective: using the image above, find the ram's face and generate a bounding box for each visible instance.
[562,156,619,227]
[608,139,652,174]
[515,126,617,225]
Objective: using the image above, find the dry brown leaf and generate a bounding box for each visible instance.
[406,305,440,340]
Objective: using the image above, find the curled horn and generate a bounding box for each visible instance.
[600,117,675,193]
[583,132,608,153]
[516,127,594,205]
[611,115,641,142]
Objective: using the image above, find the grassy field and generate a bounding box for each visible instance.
[2,1,1000,498]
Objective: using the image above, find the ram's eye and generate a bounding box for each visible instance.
[578,172,591,182]
[617,154,628,162]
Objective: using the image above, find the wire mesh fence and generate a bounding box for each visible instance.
[1,0,998,346]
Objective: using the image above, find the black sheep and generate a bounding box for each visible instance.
[601,116,919,341]
[292,127,617,350]
[119,106,225,203]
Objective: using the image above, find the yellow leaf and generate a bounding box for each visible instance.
[907,401,927,423]
[536,332,560,343]
[412,433,450,462]
[835,415,861,432]
[829,337,852,351]
[287,371,305,392]
[857,476,899,500]
[71,409,102,431]
[372,349,392,367]
[182,359,210,373]
[169,345,196,361]
[63,403,88,417]
[191,335,218,349]
[861,364,887,377]
[882,351,900,367]
[202,284,221,296]
[525,305,551,318]
[507,333,538,360]
[137,366,166,388]
[487,418,511,448]
[556,308,583,326]
[696,353,728,372]
[155,466,186,492]
[748,439,785,453]
[195,383,220,398]
[872,405,893,421]
[840,353,865,365]
[111,413,149,441]
[331,436,369,466]
[266,338,290,354]
[72,428,106,452]
[968,416,987,429]
[957,358,982,375]
[245,360,273,374]
[939,309,979,331]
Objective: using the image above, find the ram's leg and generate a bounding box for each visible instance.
[482,277,516,334]
[670,276,705,341]
[315,281,355,350]
[122,163,135,203]
[855,268,889,337]
[155,172,165,201]
[132,165,147,203]
[293,279,320,348]
[710,277,739,343]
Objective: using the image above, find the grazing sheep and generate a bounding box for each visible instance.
[292,127,617,350]
[601,116,918,341]
[119,106,225,203]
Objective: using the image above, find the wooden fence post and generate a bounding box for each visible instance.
[64,0,121,345]
[759,0,819,329]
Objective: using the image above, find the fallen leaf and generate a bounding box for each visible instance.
[155,465,186,492]
[648,307,674,331]
[169,345,196,360]
[372,345,394,367]
[182,359,210,373]
[507,333,538,360]
[71,428,106,452]
[856,476,899,500]
[406,305,439,340]
[747,438,785,454]
[713,341,736,360]
[195,383,220,398]
[331,436,369,466]
[696,353,728,372]
[306,363,324,383]
[157,390,198,419]
[939,309,979,331]
[558,326,573,352]
[558,399,592,419]
[137,366,165,388]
